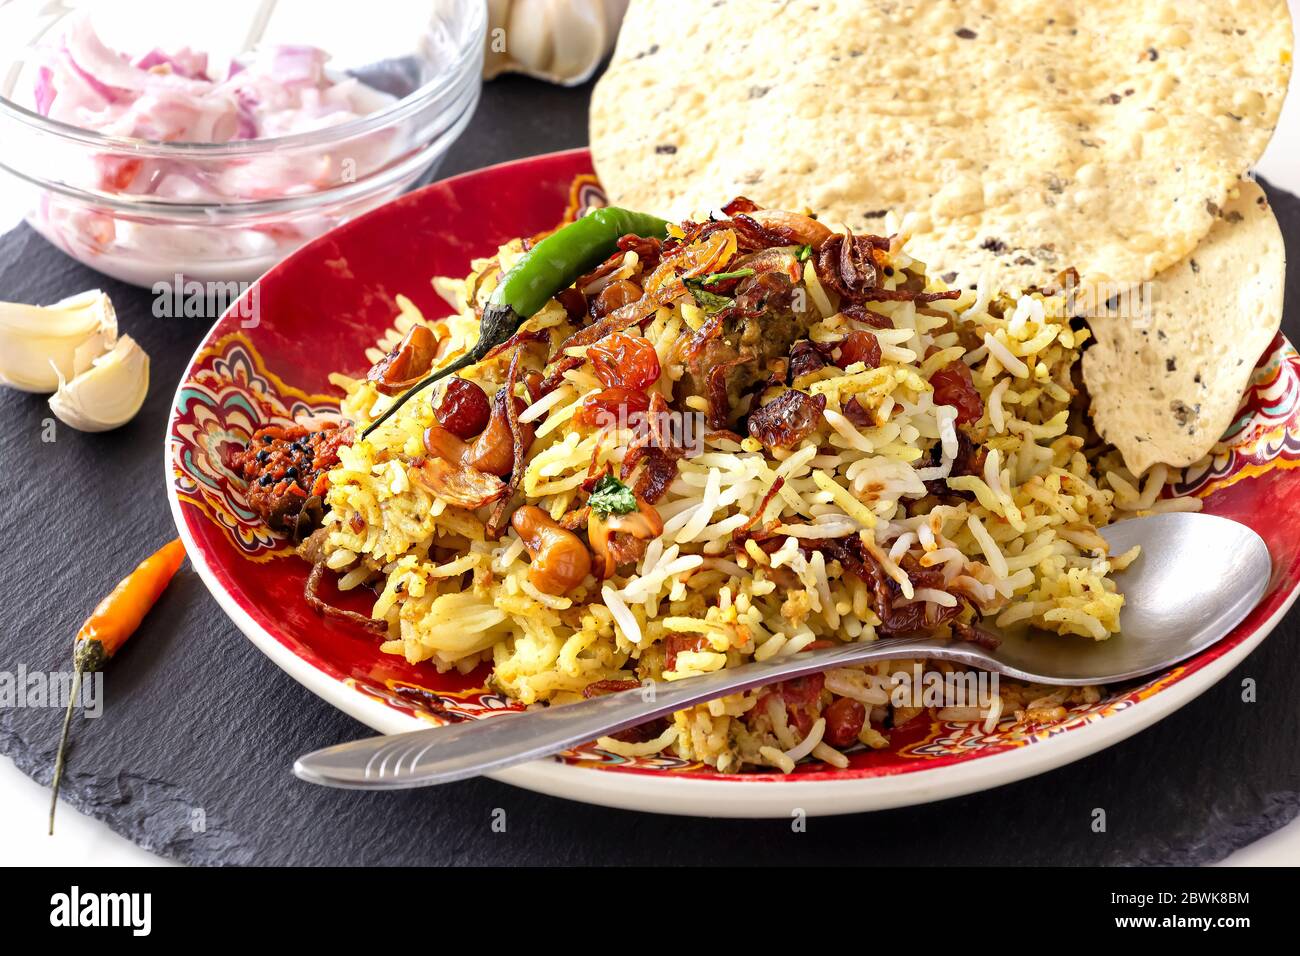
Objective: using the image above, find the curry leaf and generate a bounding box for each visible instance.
[684,279,734,315]
[698,268,756,285]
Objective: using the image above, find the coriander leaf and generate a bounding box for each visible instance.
[684,278,734,315]
[588,474,638,516]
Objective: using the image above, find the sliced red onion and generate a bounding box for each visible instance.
[267,45,327,86]
[133,48,211,81]
[29,12,399,211]
[60,15,209,94]
[60,47,124,104]
[33,65,55,115]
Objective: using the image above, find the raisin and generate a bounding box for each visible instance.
[435,377,491,439]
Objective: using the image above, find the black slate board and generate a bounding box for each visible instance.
[2,74,1299,867]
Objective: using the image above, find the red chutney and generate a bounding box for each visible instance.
[231,422,353,532]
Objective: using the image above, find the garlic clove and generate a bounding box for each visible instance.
[0,290,117,393]
[504,0,554,77]
[48,335,150,432]
[485,0,626,86]
[548,1,609,82]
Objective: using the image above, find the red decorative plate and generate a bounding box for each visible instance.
[166,149,1300,816]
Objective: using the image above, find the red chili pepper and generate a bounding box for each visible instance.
[49,539,186,834]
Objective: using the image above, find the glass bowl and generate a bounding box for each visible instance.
[0,0,485,286]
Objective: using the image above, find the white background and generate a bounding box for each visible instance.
[2,3,1299,866]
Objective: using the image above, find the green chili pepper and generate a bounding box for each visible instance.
[361,207,669,438]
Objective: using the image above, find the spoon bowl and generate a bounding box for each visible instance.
[986,512,1272,684]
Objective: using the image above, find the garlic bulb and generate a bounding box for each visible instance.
[484,0,628,86]
[0,290,117,393]
[48,335,150,433]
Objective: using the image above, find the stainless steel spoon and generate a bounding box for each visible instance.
[293,512,1270,790]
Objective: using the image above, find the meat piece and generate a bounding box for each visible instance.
[732,269,799,316]
[747,388,826,449]
[677,271,820,426]
[705,357,752,430]
[232,422,353,536]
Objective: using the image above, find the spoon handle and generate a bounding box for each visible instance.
[294,635,964,789]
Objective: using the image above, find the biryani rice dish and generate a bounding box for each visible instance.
[243,201,1202,773]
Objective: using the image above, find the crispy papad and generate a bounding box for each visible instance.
[1082,180,1286,475]
[591,0,1292,289]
